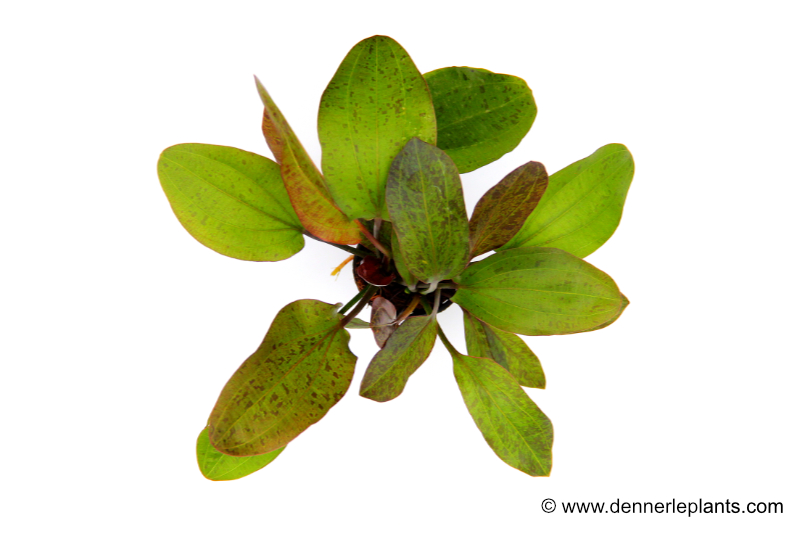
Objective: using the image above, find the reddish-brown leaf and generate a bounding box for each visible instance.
[256,77,360,244]
[469,162,548,258]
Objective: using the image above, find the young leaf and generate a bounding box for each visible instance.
[196,427,284,481]
[386,138,470,290]
[208,299,356,456]
[370,296,398,348]
[319,35,437,220]
[255,77,361,244]
[469,161,548,258]
[463,311,545,389]
[157,143,304,261]
[360,316,437,402]
[424,67,537,173]
[452,353,553,477]
[502,144,635,257]
[452,247,626,336]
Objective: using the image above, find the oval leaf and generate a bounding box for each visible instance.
[196,427,284,481]
[469,161,548,258]
[502,144,635,257]
[453,247,625,336]
[319,35,437,220]
[209,299,356,456]
[157,143,304,261]
[463,311,545,389]
[386,138,470,289]
[370,296,398,348]
[360,316,437,402]
[424,67,537,173]
[256,77,361,244]
[453,353,553,477]
[391,228,418,288]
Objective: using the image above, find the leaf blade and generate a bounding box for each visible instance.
[502,144,635,257]
[208,299,356,456]
[453,353,552,477]
[463,311,545,388]
[196,427,284,481]
[453,247,626,336]
[157,143,304,261]
[319,35,437,220]
[424,67,537,173]
[469,161,548,258]
[360,316,437,402]
[386,138,470,288]
[256,77,361,244]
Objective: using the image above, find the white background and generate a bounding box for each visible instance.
[2,1,798,531]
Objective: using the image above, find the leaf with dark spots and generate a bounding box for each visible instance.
[469,161,548,258]
[360,316,437,402]
[463,311,545,389]
[502,144,635,257]
[452,353,553,477]
[423,67,537,173]
[196,427,284,481]
[391,228,418,287]
[356,255,396,287]
[319,35,436,220]
[157,143,304,261]
[370,296,397,348]
[386,138,470,289]
[453,247,626,336]
[255,77,361,244]
[208,299,356,456]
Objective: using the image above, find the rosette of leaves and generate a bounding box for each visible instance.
[158,35,635,481]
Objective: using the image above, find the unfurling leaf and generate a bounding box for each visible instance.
[463,311,545,389]
[157,143,304,261]
[208,300,355,456]
[424,67,537,173]
[453,247,626,336]
[469,161,548,258]
[255,77,361,244]
[196,427,284,481]
[319,35,436,220]
[370,296,398,348]
[386,138,470,289]
[356,256,396,287]
[502,144,635,257]
[453,353,553,477]
[360,316,437,402]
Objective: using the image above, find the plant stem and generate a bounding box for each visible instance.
[304,231,368,258]
[339,285,378,328]
[390,294,421,325]
[432,288,442,317]
[340,286,368,315]
[436,324,461,358]
[355,220,391,257]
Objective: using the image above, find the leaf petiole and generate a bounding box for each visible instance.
[339,285,378,328]
[304,231,369,258]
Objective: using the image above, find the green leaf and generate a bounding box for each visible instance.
[452,353,552,477]
[344,317,371,329]
[157,143,304,261]
[453,247,626,336]
[319,35,437,220]
[360,316,437,402]
[424,67,537,173]
[391,228,418,287]
[469,161,548,258]
[463,311,545,389]
[196,427,284,481]
[208,299,355,456]
[502,144,635,257]
[256,77,361,244]
[386,138,470,290]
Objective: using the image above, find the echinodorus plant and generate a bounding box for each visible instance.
[158,35,635,481]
